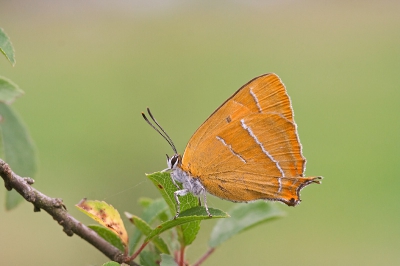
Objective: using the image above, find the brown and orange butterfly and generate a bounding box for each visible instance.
[143,73,322,218]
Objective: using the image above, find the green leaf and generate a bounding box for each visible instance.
[141,197,169,223]
[126,213,170,255]
[0,103,37,210]
[129,198,169,253]
[147,172,196,217]
[0,77,24,104]
[138,197,154,208]
[157,209,169,224]
[0,28,15,66]
[209,201,285,248]
[147,172,202,246]
[88,225,125,252]
[140,250,159,266]
[160,254,178,266]
[102,262,120,266]
[143,206,228,245]
[178,206,228,217]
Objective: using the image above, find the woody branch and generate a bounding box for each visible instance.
[0,158,138,266]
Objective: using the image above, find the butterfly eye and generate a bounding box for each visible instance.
[169,154,179,169]
[166,154,177,169]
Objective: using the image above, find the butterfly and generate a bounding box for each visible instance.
[143,73,322,218]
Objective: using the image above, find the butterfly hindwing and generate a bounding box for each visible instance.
[185,113,317,204]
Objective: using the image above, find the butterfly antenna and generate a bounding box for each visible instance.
[142,108,178,154]
[146,108,178,154]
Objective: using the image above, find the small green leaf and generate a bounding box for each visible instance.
[126,213,170,255]
[138,197,154,208]
[76,199,128,247]
[0,77,24,104]
[143,206,228,244]
[0,103,37,210]
[129,198,169,253]
[147,172,201,246]
[88,225,125,252]
[160,254,178,266]
[0,28,15,66]
[141,198,169,223]
[140,250,159,266]
[209,201,285,248]
[178,206,228,217]
[102,262,120,266]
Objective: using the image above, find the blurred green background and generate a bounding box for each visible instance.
[1,1,399,265]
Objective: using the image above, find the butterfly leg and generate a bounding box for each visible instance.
[201,189,212,217]
[173,189,189,219]
[170,176,180,189]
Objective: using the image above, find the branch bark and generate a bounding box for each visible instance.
[0,159,138,266]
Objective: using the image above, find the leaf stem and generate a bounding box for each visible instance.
[179,245,186,266]
[127,241,149,261]
[193,247,216,266]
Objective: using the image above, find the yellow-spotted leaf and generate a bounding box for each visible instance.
[76,199,128,247]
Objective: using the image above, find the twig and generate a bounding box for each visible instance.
[0,159,139,266]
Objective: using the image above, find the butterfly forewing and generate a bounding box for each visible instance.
[233,74,294,122]
[182,73,294,161]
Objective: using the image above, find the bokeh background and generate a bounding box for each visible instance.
[1,1,399,265]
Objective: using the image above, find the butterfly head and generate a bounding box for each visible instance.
[166,153,182,170]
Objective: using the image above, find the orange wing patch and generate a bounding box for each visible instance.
[181,73,320,205]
